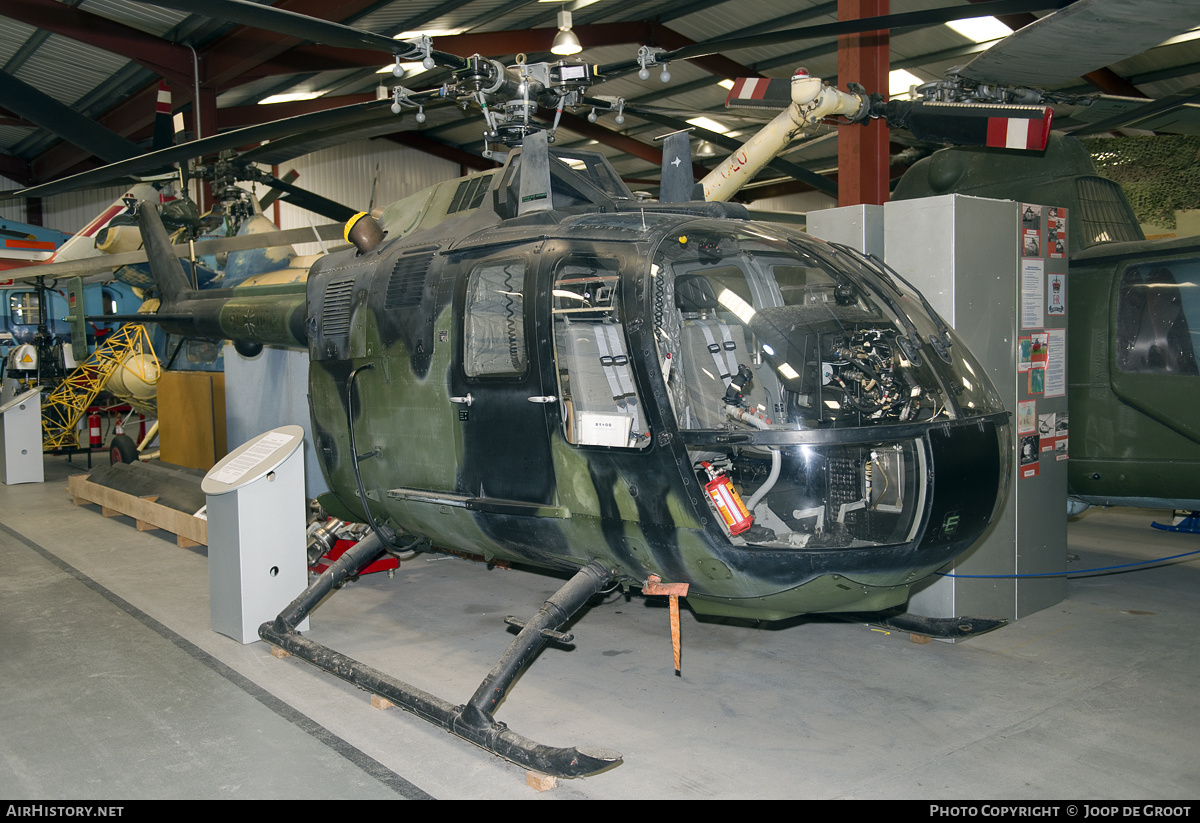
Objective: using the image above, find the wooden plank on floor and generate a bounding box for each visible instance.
[67,474,208,546]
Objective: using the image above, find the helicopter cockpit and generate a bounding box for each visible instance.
[633,219,1008,552]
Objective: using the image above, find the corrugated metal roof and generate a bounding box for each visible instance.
[73,0,190,36]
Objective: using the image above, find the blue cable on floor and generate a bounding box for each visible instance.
[937,546,1200,578]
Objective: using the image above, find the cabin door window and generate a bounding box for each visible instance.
[463,259,528,377]
[550,256,650,449]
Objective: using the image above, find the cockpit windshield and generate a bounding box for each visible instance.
[648,221,1003,432]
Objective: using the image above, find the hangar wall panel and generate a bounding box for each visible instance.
[0,176,130,235]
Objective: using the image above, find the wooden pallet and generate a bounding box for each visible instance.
[68,473,207,548]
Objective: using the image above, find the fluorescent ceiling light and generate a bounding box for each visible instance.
[717,79,735,90]
[258,91,326,105]
[687,116,731,134]
[945,16,1012,43]
[888,69,924,98]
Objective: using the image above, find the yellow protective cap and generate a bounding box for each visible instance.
[344,212,369,244]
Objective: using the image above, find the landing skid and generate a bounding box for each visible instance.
[1151,511,1200,533]
[869,610,1008,639]
[259,534,622,777]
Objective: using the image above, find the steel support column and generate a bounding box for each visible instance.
[197,88,219,213]
[837,0,889,206]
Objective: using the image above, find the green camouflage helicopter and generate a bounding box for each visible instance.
[132,136,1012,777]
[17,0,1147,779]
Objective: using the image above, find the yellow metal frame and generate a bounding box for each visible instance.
[42,323,159,451]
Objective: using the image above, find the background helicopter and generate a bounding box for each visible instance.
[877,1,1200,517]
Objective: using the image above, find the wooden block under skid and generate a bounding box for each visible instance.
[526,771,557,792]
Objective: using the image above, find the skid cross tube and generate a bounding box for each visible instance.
[260,547,621,777]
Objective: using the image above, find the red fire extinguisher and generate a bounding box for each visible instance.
[701,462,753,536]
[88,412,102,448]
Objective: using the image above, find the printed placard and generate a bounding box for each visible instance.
[209,431,296,485]
[1048,207,1068,258]
[1019,434,1040,478]
[1044,329,1066,398]
[1017,400,1037,434]
[1047,272,1066,316]
[1021,258,1045,329]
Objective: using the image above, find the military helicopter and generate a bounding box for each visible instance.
[118,52,1016,785]
[33,0,1180,778]
[132,135,1011,773]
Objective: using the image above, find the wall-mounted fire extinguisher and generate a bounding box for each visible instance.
[700,461,753,536]
[88,411,102,448]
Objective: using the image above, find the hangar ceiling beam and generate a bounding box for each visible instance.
[32,83,181,183]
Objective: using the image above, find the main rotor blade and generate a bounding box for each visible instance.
[260,175,359,223]
[128,0,468,70]
[239,93,451,166]
[595,0,1070,77]
[1070,87,1200,136]
[959,0,1200,87]
[0,69,141,164]
[13,100,395,200]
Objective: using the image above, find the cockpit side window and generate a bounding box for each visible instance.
[551,255,650,449]
[1116,259,1200,376]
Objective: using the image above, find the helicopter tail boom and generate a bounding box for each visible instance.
[136,200,307,349]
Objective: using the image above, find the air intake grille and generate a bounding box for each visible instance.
[448,175,490,214]
[385,253,433,309]
[322,278,355,337]
[1076,177,1141,247]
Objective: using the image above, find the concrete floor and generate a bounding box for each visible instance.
[2,455,1198,800]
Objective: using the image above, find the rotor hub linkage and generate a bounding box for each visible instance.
[260,545,622,777]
